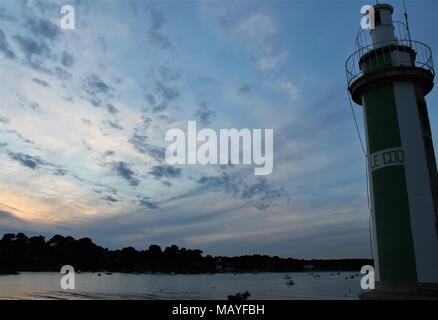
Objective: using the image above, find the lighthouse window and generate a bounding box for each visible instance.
[375,11,382,25]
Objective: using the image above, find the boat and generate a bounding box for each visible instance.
[286,280,295,286]
[227,291,251,301]
[105,272,112,275]
[284,275,291,280]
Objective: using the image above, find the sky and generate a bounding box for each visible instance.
[0,0,437,259]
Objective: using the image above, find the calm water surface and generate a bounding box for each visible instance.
[0,272,362,300]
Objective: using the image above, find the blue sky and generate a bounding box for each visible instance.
[0,0,437,258]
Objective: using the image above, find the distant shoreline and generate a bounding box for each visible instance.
[1,233,373,275]
[1,270,363,275]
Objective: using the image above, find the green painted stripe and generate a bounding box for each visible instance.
[363,83,417,283]
[365,84,401,154]
[372,167,417,282]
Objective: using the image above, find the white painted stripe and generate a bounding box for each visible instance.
[369,147,405,173]
[394,81,438,283]
[362,94,380,281]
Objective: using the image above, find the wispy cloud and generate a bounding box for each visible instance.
[146,6,173,51]
[138,196,160,210]
[194,100,215,125]
[112,161,139,187]
[0,27,15,59]
[196,172,286,210]
[149,165,182,179]
[82,74,115,107]
[31,77,50,87]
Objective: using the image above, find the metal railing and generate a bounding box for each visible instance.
[346,39,435,87]
[356,21,409,50]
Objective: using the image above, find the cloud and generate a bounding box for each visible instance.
[102,195,118,204]
[11,33,69,79]
[0,210,16,219]
[11,33,71,80]
[257,51,287,72]
[82,118,92,126]
[2,129,38,146]
[0,116,10,124]
[146,6,173,51]
[0,8,14,22]
[7,151,46,170]
[157,65,180,82]
[106,103,119,115]
[112,161,139,186]
[223,12,288,73]
[107,119,123,130]
[149,32,173,51]
[153,80,180,112]
[149,165,181,179]
[143,65,182,113]
[238,84,252,96]
[13,34,50,59]
[62,95,74,102]
[138,196,160,210]
[25,17,59,42]
[194,100,215,125]
[238,14,278,39]
[196,172,285,210]
[0,209,24,226]
[0,28,16,59]
[129,131,165,161]
[83,74,115,107]
[31,77,50,87]
[2,148,84,182]
[280,81,299,98]
[82,139,93,151]
[10,20,73,80]
[197,172,241,194]
[240,178,285,210]
[86,75,114,96]
[104,150,115,157]
[53,66,72,80]
[54,168,68,176]
[145,94,156,106]
[61,51,75,68]
[29,102,42,112]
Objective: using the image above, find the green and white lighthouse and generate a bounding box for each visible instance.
[346,3,438,294]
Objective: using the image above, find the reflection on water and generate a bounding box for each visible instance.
[0,272,362,300]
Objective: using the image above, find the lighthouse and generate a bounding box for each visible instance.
[346,3,438,297]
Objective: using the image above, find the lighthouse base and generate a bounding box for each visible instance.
[360,282,438,300]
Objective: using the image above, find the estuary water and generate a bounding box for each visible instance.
[0,272,362,300]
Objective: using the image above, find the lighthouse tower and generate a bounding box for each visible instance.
[346,4,438,297]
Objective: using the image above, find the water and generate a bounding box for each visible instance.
[0,272,362,300]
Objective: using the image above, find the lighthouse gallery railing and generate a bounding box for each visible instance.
[345,39,435,88]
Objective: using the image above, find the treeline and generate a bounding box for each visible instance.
[0,233,372,274]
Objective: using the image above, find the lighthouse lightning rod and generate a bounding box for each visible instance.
[402,0,413,48]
